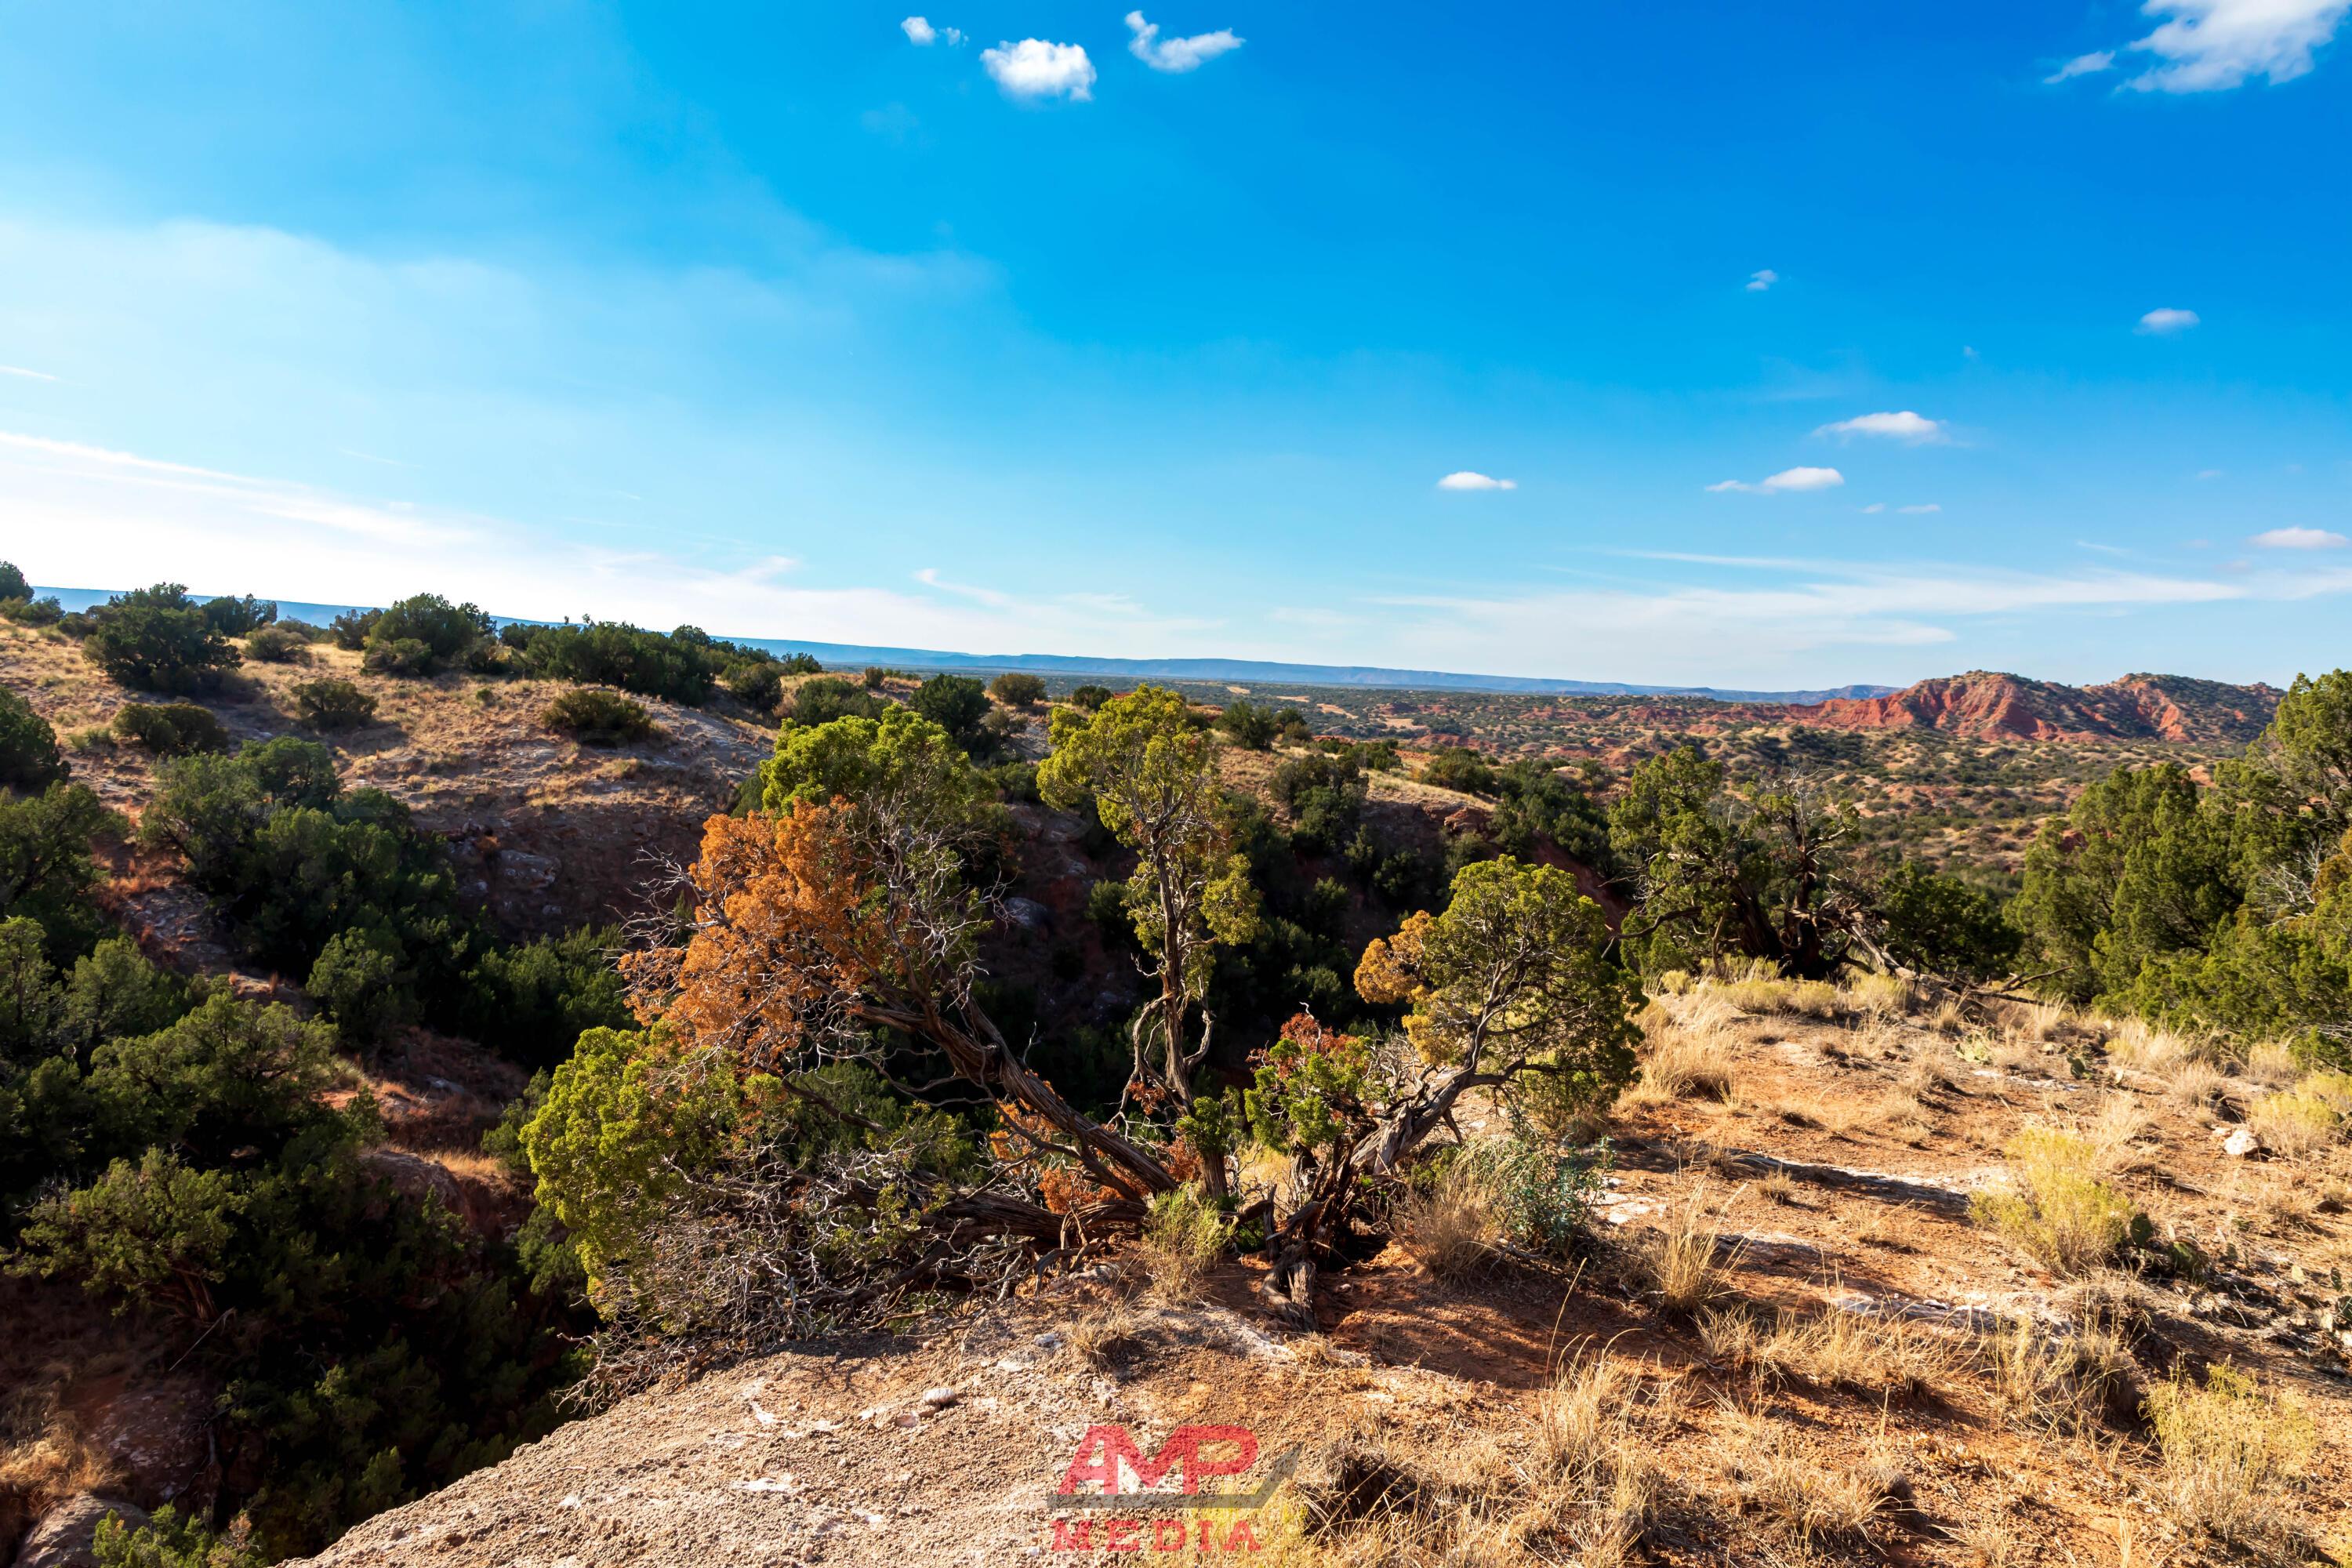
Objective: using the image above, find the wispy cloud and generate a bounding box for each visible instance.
[1745,269,1779,292]
[2136,307,2201,335]
[0,365,58,382]
[1124,11,1244,72]
[901,16,962,45]
[982,38,1096,100]
[2250,525,2349,549]
[2045,49,2116,82]
[1897,503,1942,514]
[2122,0,2349,91]
[1437,470,1515,492]
[1708,466,1844,495]
[1815,410,1950,444]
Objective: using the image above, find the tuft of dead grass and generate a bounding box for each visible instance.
[2245,1085,2343,1158]
[1397,1164,1492,1281]
[1722,1417,1895,1549]
[1066,1301,1146,1369]
[1639,1185,1739,1314]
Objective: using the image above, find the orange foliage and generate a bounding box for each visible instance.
[1352,910,1430,1006]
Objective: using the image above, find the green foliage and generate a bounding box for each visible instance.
[1419,746,1496,794]
[1269,747,1368,856]
[514,620,722,703]
[1876,862,2022,979]
[1215,699,1277,751]
[1376,857,1642,1127]
[0,684,67,791]
[82,584,244,694]
[95,1505,263,1568]
[724,659,783,714]
[0,593,64,626]
[1069,683,1114,711]
[364,593,492,675]
[764,704,998,828]
[328,608,380,649]
[989,671,1047,707]
[911,673,992,754]
[543,687,656,746]
[7,988,581,1559]
[290,677,378,731]
[1487,759,1613,870]
[0,782,122,957]
[452,927,630,1067]
[1240,1022,1376,1166]
[200,594,278,637]
[1445,1134,1610,1258]
[112,701,230,757]
[789,674,881,728]
[0,561,27,601]
[242,623,310,663]
[1969,1127,2147,1276]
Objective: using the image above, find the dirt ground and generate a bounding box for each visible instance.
[285,986,2352,1568]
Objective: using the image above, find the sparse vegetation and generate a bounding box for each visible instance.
[1971,1127,2143,1275]
[542,687,656,746]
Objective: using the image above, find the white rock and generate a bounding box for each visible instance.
[919,1385,962,1408]
[2223,1126,2261,1158]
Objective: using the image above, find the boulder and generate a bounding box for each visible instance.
[16,1494,149,1568]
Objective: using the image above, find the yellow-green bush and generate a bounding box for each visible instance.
[1970,1127,2143,1276]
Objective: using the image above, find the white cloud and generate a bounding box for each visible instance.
[0,364,57,382]
[2195,467,2223,479]
[2122,0,2350,91]
[1124,11,1244,71]
[1897,503,1943,514]
[2250,525,2350,549]
[902,16,961,45]
[2045,49,2117,82]
[1745,269,1779,292]
[1815,410,1950,444]
[1860,503,1886,514]
[1708,466,1846,495]
[1437,470,1516,491]
[2136,307,2201,335]
[982,38,1096,100]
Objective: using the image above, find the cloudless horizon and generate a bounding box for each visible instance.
[2,2,2348,688]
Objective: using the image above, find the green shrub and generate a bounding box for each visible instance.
[1420,745,1497,794]
[361,636,436,676]
[112,702,231,757]
[1216,698,1276,750]
[1069,683,1112,711]
[82,584,243,693]
[543,688,655,746]
[789,675,879,728]
[1971,1127,2145,1276]
[516,620,711,702]
[989,672,1047,708]
[0,686,67,790]
[725,660,783,714]
[363,593,490,675]
[1136,1184,1228,1302]
[1269,749,1368,855]
[290,678,377,731]
[0,783,121,957]
[0,560,27,601]
[95,1504,263,1568]
[241,623,310,663]
[2145,1363,2314,1546]
[200,594,277,637]
[911,674,991,753]
[327,608,379,650]
[0,593,63,626]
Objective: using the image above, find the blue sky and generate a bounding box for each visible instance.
[1,1,2347,688]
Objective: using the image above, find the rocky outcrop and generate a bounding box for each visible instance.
[1797,670,2280,743]
[14,1495,147,1568]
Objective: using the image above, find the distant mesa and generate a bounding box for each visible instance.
[1791,670,2281,744]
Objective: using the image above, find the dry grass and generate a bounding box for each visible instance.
[1844,971,1915,1018]
[1137,1188,1229,1304]
[1971,1127,2143,1276]
[1639,1186,1739,1313]
[2163,1056,2230,1114]
[2245,1086,2344,1158]
[1980,1313,2137,1436]
[1722,1417,1894,1549]
[1762,1306,1955,1401]
[2083,1095,2155,1180]
[2245,1039,2304,1089]
[1397,1165,1492,1281]
[2145,1363,2314,1549]
[1628,1026,1737,1105]
[1066,1301,1146,1369]
[0,1384,122,1548]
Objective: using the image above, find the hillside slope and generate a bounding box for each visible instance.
[1800,671,2281,744]
[283,986,2352,1567]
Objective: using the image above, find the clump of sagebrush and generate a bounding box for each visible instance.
[242,623,311,664]
[111,701,230,757]
[1136,1184,1229,1302]
[543,687,656,746]
[290,678,378,731]
[2145,1363,2313,1548]
[1970,1127,2145,1276]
